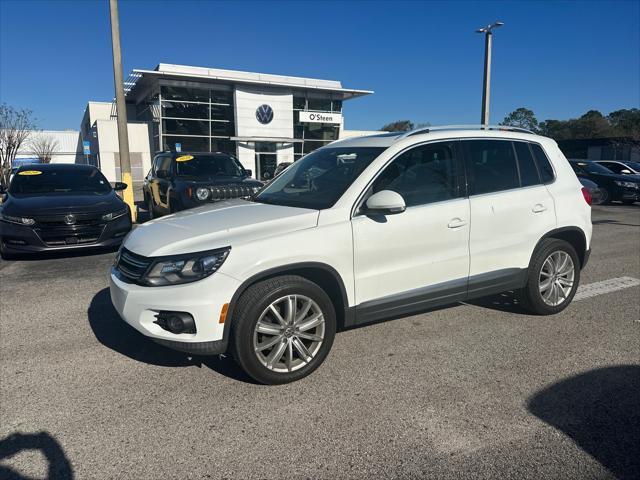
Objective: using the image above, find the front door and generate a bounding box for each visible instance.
[352,141,470,321]
[255,142,278,181]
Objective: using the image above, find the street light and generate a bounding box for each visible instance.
[476,21,504,127]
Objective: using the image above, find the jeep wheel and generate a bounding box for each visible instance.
[518,238,580,315]
[231,275,336,384]
[146,197,155,220]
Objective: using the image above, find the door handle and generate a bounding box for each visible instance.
[532,204,547,213]
[447,218,467,229]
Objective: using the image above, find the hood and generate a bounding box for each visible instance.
[124,199,319,257]
[2,192,123,216]
[589,172,640,183]
[176,176,263,187]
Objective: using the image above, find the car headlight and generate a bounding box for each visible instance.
[102,208,129,221]
[141,247,230,286]
[614,180,638,188]
[1,213,35,226]
[195,187,210,201]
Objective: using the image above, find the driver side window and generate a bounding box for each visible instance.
[371,142,462,207]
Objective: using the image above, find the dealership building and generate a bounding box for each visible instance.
[81,63,375,182]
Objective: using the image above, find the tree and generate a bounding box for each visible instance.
[607,108,640,140]
[500,108,539,133]
[0,104,36,188]
[381,120,414,132]
[29,134,59,164]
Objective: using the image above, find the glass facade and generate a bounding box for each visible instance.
[292,95,341,161]
[157,85,236,155]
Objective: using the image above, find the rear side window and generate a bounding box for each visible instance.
[514,142,540,187]
[465,140,519,195]
[530,144,555,183]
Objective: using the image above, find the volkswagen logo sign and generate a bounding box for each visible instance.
[64,214,76,225]
[255,104,274,125]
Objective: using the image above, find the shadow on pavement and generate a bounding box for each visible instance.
[87,288,255,383]
[465,291,528,315]
[528,365,640,480]
[1,245,119,263]
[0,431,73,480]
[592,218,640,228]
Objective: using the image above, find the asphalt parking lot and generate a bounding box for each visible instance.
[0,204,639,480]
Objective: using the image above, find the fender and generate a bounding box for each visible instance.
[531,226,589,269]
[222,262,351,345]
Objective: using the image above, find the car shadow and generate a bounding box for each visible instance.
[87,288,256,383]
[592,219,640,228]
[1,245,120,262]
[527,365,640,480]
[464,290,529,315]
[0,431,73,480]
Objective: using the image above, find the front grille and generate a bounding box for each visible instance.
[35,225,106,247]
[117,248,152,281]
[209,184,256,201]
[34,213,104,227]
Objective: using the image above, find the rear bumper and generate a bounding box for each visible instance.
[0,215,131,254]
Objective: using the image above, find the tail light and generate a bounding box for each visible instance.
[581,187,592,206]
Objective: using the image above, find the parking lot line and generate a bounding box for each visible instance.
[574,276,640,301]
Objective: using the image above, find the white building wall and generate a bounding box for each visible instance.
[95,119,152,182]
[15,130,82,164]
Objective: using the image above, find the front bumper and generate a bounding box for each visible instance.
[0,215,131,254]
[109,267,241,355]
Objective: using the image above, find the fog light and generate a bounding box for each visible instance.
[154,311,196,334]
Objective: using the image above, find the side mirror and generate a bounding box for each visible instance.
[363,190,406,215]
[114,182,128,191]
[156,170,169,179]
[245,169,253,177]
[621,169,632,174]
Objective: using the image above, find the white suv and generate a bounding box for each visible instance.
[110,126,592,384]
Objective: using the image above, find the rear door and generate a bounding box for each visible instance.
[463,139,556,296]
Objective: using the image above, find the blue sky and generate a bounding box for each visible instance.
[1,0,638,131]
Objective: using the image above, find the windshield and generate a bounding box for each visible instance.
[254,147,385,209]
[577,162,615,175]
[175,153,245,177]
[623,161,640,171]
[9,168,112,195]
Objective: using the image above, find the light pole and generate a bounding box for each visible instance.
[109,0,136,221]
[476,21,504,127]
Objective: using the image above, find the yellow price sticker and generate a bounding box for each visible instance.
[176,155,194,162]
[18,170,43,176]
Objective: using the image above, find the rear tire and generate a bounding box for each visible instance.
[231,275,336,384]
[599,187,610,205]
[518,238,580,315]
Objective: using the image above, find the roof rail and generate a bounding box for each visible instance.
[396,124,535,140]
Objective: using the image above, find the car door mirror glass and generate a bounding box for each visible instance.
[363,190,406,215]
[113,182,128,191]
[245,169,252,177]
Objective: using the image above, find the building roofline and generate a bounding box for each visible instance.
[125,66,373,102]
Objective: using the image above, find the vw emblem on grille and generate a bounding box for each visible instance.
[255,104,274,125]
[64,214,76,225]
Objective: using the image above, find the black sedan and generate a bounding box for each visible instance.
[568,160,640,205]
[143,152,264,218]
[0,164,132,258]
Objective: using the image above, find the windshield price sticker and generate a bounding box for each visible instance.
[18,170,43,176]
[176,155,194,162]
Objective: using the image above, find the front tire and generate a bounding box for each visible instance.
[231,275,336,384]
[518,238,580,315]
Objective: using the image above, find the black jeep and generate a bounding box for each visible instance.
[143,152,264,218]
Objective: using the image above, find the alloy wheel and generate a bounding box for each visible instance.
[539,251,575,307]
[253,294,325,373]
